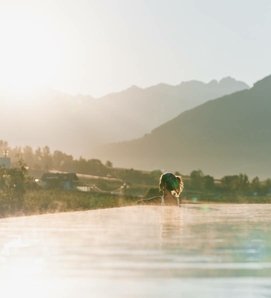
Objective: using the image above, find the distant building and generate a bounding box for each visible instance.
[40,172,79,190]
[0,157,11,169]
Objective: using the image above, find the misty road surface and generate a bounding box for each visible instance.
[0,204,271,297]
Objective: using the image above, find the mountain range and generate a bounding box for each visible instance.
[86,75,271,179]
[0,77,248,157]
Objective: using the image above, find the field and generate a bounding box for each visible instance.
[1,187,271,219]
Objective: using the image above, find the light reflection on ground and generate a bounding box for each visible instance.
[0,204,271,297]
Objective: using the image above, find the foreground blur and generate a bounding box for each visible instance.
[0,204,271,297]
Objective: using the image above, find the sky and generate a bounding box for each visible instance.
[0,0,271,97]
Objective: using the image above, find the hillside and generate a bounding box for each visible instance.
[86,75,271,178]
[0,78,248,157]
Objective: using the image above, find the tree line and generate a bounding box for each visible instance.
[187,170,271,196]
[1,140,271,195]
[0,141,161,186]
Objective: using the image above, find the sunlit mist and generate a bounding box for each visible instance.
[0,11,64,91]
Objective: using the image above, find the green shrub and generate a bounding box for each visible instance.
[145,187,160,198]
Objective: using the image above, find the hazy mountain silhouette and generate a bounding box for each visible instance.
[0,77,248,157]
[86,75,271,178]
[97,77,248,143]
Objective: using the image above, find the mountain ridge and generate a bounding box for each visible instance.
[86,75,271,178]
[0,77,249,157]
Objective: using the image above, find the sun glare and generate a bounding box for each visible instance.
[0,11,63,91]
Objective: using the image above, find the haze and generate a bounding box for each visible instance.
[0,0,271,96]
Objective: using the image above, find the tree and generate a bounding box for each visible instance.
[151,169,163,181]
[221,174,249,193]
[145,187,160,198]
[263,178,271,195]
[221,175,239,192]
[53,150,66,169]
[237,173,249,193]
[0,155,30,207]
[204,175,214,190]
[23,146,34,168]
[105,160,113,168]
[190,170,204,190]
[42,146,53,171]
[250,176,261,194]
[34,147,43,169]
[87,159,105,175]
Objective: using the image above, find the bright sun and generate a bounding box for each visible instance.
[0,11,63,91]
